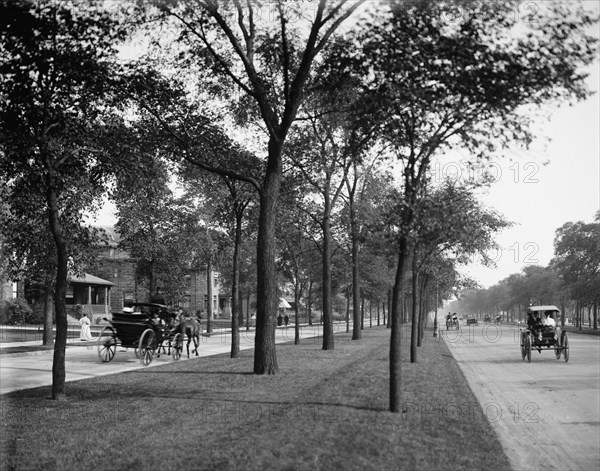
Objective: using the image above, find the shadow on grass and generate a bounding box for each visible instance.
[131,370,255,375]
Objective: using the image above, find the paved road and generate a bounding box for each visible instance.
[0,323,342,395]
[442,324,600,471]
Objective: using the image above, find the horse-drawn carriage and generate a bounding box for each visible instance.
[446,313,460,330]
[97,303,184,366]
[519,305,569,363]
[466,316,479,326]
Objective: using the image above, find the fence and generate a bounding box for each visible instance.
[0,324,82,343]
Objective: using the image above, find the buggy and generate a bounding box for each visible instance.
[97,303,183,366]
[466,316,479,326]
[519,305,569,363]
[446,314,460,330]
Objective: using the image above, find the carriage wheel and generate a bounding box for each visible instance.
[172,333,183,361]
[97,326,117,363]
[562,333,569,362]
[555,335,562,359]
[524,335,531,363]
[139,329,157,366]
[520,332,526,360]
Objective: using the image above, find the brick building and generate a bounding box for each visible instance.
[94,227,225,318]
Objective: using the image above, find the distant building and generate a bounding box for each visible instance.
[0,227,227,321]
[94,227,225,318]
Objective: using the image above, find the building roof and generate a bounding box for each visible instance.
[69,273,114,286]
[279,298,292,309]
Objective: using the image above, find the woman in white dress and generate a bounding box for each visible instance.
[79,313,94,341]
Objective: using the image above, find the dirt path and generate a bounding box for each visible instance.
[442,324,600,471]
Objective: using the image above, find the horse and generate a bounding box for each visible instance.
[177,316,201,358]
[156,313,180,358]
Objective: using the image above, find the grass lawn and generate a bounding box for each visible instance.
[0,326,510,471]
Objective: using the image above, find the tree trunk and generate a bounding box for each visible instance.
[410,254,419,362]
[206,257,213,334]
[254,138,282,374]
[351,205,361,340]
[307,278,313,326]
[345,285,351,334]
[389,236,409,412]
[418,275,427,344]
[43,285,54,346]
[360,293,365,330]
[230,211,243,358]
[45,159,67,401]
[321,203,334,350]
[294,276,301,345]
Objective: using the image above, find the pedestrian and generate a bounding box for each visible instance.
[277,313,283,326]
[284,314,289,326]
[79,313,94,341]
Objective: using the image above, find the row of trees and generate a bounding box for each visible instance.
[1,0,597,411]
[448,214,600,329]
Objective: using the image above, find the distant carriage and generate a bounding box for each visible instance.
[446,313,460,330]
[519,305,569,363]
[97,303,183,366]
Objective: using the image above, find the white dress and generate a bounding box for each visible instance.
[79,316,94,341]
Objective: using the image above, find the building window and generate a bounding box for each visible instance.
[11,282,18,298]
[113,267,119,278]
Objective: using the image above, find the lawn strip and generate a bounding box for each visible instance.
[0,326,511,471]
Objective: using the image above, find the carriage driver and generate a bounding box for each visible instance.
[528,311,544,341]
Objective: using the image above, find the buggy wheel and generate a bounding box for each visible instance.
[562,333,569,362]
[555,335,562,359]
[172,333,183,361]
[525,335,532,363]
[520,332,526,360]
[97,326,117,363]
[139,329,156,366]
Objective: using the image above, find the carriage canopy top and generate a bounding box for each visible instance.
[527,305,560,314]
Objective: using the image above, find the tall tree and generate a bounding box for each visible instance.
[0,0,126,400]
[339,0,597,411]
[125,0,366,373]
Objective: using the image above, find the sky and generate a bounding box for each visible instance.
[460,35,600,288]
[94,0,600,290]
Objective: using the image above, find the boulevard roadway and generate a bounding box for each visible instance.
[0,323,339,395]
[442,323,600,471]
